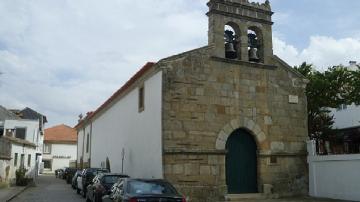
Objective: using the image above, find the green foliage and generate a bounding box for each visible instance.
[15,168,28,186]
[294,62,360,138]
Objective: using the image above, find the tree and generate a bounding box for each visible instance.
[294,62,360,139]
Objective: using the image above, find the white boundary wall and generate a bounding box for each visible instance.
[307,141,360,201]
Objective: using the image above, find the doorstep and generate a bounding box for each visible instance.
[224,193,267,201]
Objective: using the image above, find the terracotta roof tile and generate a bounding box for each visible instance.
[45,124,77,143]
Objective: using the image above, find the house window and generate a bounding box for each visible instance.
[14,153,18,166]
[20,154,25,168]
[15,128,26,139]
[0,127,4,137]
[86,133,90,153]
[28,154,31,167]
[43,160,52,169]
[138,85,145,112]
[337,104,348,111]
[43,144,51,154]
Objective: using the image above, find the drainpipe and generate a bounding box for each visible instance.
[89,121,92,167]
[82,128,85,169]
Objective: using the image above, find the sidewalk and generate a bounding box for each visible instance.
[0,184,32,202]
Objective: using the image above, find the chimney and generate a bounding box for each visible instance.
[349,61,357,66]
[349,61,358,71]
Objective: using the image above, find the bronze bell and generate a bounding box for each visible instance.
[225,42,237,59]
[249,47,259,62]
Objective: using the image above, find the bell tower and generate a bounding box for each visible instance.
[207,0,274,64]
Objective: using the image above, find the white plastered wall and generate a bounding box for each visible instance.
[91,71,163,178]
[42,143,77,171]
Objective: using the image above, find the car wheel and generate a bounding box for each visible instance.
[86,194,91,202]
[94,194,100,202]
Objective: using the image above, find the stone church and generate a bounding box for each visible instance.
[76,0,308,201]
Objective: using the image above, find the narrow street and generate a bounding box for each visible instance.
[11,174,83,202]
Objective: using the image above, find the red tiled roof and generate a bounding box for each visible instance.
[45,124,77,143]
[75,62,156,129]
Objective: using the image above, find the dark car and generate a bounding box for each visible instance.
[86,173,129,202]
[55,168,65,178]
[79,168,109,197]
[64,168,78,183]
[72,170,83,189]
[102,178,186,202]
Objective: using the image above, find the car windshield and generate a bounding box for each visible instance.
[127,180,177,195]
[91,169,108,175]
[102,175,121,184]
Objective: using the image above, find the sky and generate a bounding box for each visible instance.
[0,0,359,127]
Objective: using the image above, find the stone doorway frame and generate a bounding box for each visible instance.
[215,118,266,150]
[215,117,267,194]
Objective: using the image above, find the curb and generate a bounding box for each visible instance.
[6,182,35,202]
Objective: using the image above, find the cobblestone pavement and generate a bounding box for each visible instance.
[11,174,84,202]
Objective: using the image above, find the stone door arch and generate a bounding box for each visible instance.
[215,118,266,150]
[215,118,267,194]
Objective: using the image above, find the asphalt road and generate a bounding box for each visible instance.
[11,174,84,202]
[10,174,351,202]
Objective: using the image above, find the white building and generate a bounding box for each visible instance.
[43,124,77,172]
[0,106,46,183]
[76,64,163,178]
[331,61,360,129]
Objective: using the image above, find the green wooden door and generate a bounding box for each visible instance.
[226,129,258,194]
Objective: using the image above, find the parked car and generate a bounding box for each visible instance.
[77,168,109,197]
[64,167,78,184]
[72,170,83,189]
[102,178,186,202]
[55,168,65,178]
[86,173,129,202]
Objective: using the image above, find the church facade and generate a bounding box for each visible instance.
[76,1,309,201]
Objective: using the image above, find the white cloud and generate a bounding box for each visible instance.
[0,0,359,127]
[0,0,208,127]
[273,36,360,70]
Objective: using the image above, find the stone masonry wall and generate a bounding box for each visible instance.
[160,47,308,202]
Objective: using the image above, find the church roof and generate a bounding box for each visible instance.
[75,62,155,129]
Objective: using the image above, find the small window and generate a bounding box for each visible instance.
[270,156,277,164]
[20,154,25,168]
[15,128,26,139]
[86,133,90,153]
[43,144,51,154]
[0,127,4,137]
[138,85,145,112]
[14,153,18,166]
[43,160,52,169]
[28,154,31,167]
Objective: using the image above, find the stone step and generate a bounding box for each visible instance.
[224,193,267,201]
